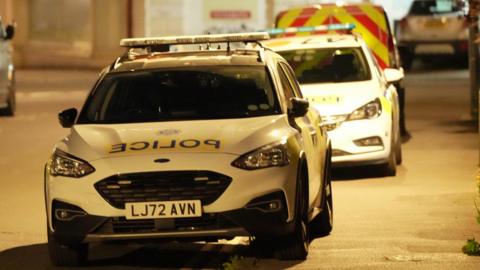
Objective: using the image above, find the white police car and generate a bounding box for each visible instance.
[45,33,332,266]
[263,25,403,176]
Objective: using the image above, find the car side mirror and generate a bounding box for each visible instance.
[383,68,404,83]
[289,97,309,117]
[5,24,14,40]
[58,108,77,128]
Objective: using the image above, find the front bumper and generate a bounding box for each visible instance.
[399,40,469,55]
[50,191,293,245]
[327,116,391,167]
[45,152,300,244]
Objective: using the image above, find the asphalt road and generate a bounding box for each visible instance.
[0,64,479,269]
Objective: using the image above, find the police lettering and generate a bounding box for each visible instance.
[108,139,221,153]
[130,141,149,150]
[110,143,127,153]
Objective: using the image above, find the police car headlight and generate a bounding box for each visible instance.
[348,98,381,121]
[49,150,95,178]
[232,141,290,170]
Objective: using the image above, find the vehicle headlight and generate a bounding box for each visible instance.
[232,141,290,170]
[347,98,382,121]
[48,149,95,178]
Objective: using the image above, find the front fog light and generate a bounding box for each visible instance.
[55,209,87,221]
[246,200,282,212]
[354,136,383,147]
[332,149,351,156]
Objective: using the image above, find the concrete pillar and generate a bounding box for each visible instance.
[131,0,145,37]
[91,0,128,66]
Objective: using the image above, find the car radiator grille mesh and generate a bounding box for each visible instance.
[94,171,232,209]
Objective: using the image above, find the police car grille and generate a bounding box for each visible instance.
[94,171,232,209]
[94,214,235,234]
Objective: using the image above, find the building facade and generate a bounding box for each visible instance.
[0,0,412,69]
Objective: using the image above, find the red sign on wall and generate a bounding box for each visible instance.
[210,10,251,19]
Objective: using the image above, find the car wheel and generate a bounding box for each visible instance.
[47,228,88,267]
[5,93,15,116]
[399,47,414,71]
[395,131,402,165]
[382,134,397,176]
[310,148,333,238]
[1,88,15,116]
[275,165,309,260]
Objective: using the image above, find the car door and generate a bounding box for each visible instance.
[277,61,324,207]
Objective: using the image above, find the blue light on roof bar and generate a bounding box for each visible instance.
[263,23,355,35]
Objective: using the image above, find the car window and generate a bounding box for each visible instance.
[278,47,371,84]
[277,63,297,107]
[77,66,281,124]
[280,62,304,99]
[366,47,383,79]
[409,0,464,15]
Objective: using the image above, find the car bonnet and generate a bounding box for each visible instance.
[300,79,381,116]
[58,115,295,161]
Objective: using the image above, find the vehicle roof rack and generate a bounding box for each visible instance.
[120,32,270,52]
[263,23,355,36]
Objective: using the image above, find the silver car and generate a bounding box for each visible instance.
[396,0,468,69]
[0,21,15,116]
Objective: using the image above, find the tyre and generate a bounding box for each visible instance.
[395,132,402,165]
[47,228,88,267]
[275,164,309,260]
[5,95,15,116]
[310,149,333,238]
[381,135,397,176]
[1,89,15,116]
[399,47,414,71]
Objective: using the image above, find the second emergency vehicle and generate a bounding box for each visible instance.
[274,3,409,138]
[263,25,403,175]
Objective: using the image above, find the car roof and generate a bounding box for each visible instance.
[109,32,273,73]
[262,34,362,52]
[110,49,269,73]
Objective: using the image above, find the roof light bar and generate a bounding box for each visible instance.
[120,32,270,48]
[264,23,355,35]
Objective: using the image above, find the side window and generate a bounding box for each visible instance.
[280,62,304,99]
[366,47,386,85]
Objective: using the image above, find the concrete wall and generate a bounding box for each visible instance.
[0,0,135,69]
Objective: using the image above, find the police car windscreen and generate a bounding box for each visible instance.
[77,66,280,124]
[278,48,371,84]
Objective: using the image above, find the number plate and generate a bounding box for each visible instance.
[125,200,202,220]
[424,19,444,28]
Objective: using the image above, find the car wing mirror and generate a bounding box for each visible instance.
[289,97,309,117]
[58,108,77,128]
[383,68,404,84]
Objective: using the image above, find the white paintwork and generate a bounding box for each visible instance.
[44,45,329,240]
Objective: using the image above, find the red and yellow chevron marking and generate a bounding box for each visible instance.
[276,4,391,69]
